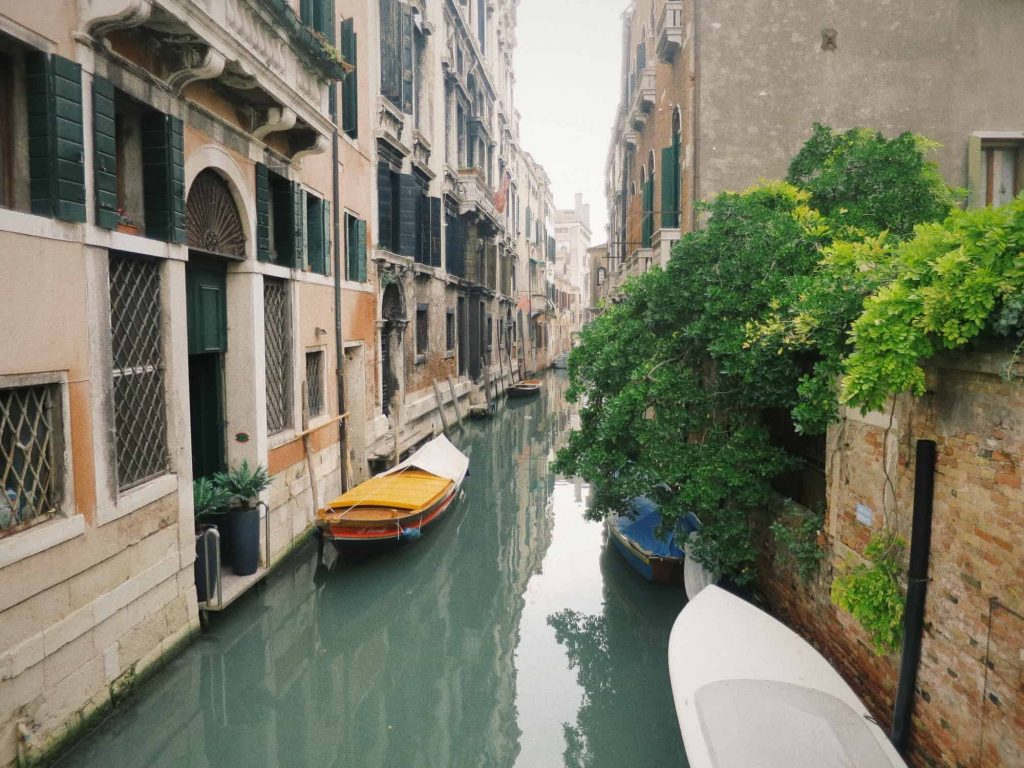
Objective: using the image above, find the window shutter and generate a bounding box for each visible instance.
[92,76,118,229]
[397,174,418,257]
[272,174,295,264]
[380,0,401,106]
[293,184,307,268]
[307,195,324,273]
[141,112,185,242]
[356,218,367,282]
[322,199,331,275]
[429,197,442,268]
[642,175,654,247]
[377,163,393,251]
[446,214,465,278]
[323,0,336,45]
[26,53,86,222]
[525,207,532,241]
[400,7,414,114]
[341,19,358,138]
[661,145,680,229]
[300,0,313,27]
[256,163,271,261]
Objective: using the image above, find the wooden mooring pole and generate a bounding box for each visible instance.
[447,376,465,432]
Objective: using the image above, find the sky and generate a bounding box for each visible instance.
[514,0,623,241]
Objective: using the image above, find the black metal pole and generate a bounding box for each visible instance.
[890,438,937,752]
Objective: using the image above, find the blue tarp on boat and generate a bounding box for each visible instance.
[614,497,698,557]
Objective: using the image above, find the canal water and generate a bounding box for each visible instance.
[57,371,688,768]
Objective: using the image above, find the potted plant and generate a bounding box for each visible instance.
[214,461,272,576]
[193,477,231,603]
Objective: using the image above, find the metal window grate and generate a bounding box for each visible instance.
[264,278,291,434]
[306,351,324,418]
[110,254,168,490]
[417,305,429,355]
[0,385,60,534]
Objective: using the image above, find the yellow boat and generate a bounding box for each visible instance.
[316,435,469,547]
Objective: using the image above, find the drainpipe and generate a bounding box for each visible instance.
[690,0,701,232]
[890,439,936,753]
[329,85,350,492]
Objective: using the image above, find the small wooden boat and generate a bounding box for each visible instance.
[316,435,469,548]
[668,586,908,768]
[506,379,542,398]
[606,497,699,584]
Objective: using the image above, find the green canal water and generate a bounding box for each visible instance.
[57,371,688,768]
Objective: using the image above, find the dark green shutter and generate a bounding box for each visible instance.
[26,52,86,222]
[186,263,228,355]
[141,112,185,242]
[400,7,414,114]
[307,195,323,273]
[323,0,336,45]
[642,175,653,248]
[397,173,417,257]
[294,184,306,268]
[429,197,441,268]
[356,218,367,282]
[256,163,271,261]
[322,199,331,275]
[525,207,532,241]
[377,163,393,251]
[300,0,313,27]
[272,173,295,265]
[661,145,680,229]
[341,19,358,138]
[92,76,118,229]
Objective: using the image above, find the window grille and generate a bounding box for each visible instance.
[264,278,291,434]
[110,254,168,490]
[306,351,324,418]
[0,384,61,534]
[417,304,429,356]
[446,310,455,352]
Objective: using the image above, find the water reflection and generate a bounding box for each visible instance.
[57,372,685,768]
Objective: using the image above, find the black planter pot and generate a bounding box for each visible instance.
[230,503,261,576]
[194,524,221,603]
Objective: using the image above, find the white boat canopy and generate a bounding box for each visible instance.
[383,434,470,487]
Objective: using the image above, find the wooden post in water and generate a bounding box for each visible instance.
[432,380,451,436]
[483,363,493,411]
[447,376,465,432]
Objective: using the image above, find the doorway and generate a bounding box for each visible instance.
[186,257,227,479]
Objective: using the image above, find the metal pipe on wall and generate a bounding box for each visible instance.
[329,84,350,493]
[890,438,937,753]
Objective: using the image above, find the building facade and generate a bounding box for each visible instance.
[553,193,592,342]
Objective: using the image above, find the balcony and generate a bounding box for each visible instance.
[455,167,500,227]
[629,67,655,131]
[82,0,347,155]
[656,1,686,62]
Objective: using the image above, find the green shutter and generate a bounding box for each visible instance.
[341,20,358,138]
[141,112,185,242]
[26,52,86,222]
[377,163,393,251]
[306,194,329,275]
[300,0,313,28]
[322,199,331,275]
[92,76,118,229]
[294,184,306,268]
[256,163,271,261]
[323,0,336,45]
[356,218,367,282]
[641,175,653,248]
[186,262,228,355]
[400,7,414,114]
[525,207,532,241]
[661,145,680,229]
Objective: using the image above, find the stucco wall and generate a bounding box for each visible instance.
[696,0,1024,199]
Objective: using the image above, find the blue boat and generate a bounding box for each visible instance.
[606,497,699,584]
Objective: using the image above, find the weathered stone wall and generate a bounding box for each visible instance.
[758,347,1024,768]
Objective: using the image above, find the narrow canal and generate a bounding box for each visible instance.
[57,371,688,768]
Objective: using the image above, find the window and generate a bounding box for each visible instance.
[306,191,330,275]
[380,0,415,113]
[264,278,291,435]
[661,108,682,229]
[300,0,335,45]
[341,18,358,139]
[982,142,1022,207]
[345,213,367,281]
[0,381,63,536]
[257,165,303,267]
[109,254,168,490]
[446,309,456,352]
[305,350,325,418]
[416,304,429,360]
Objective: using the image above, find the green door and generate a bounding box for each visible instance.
[186,258,227,479]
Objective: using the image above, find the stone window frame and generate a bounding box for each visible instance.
[415,303,429,363]
[967,131,1024,210]
[0,370,85,570]
[445,308,456,357]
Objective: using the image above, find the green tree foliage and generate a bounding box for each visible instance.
[831,533,906,654]
[557,125,957,585]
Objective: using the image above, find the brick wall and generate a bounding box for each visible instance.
[758,346,1024,768]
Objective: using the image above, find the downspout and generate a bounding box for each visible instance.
[329,84,350,492]
[690,0,701,232]
[890,439,937,753]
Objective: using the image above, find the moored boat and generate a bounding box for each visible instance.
[605,497,698,584]
[507,379,542,398]
[315,434,469,548]
[553,353,570,369]
[668,586,908,768]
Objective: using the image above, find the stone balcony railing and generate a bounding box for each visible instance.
[82,0,347,155]
[456,166,500,226]
[656,1,685,62]
[629,67,656,131]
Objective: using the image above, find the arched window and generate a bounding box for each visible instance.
[186,169,245,259]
